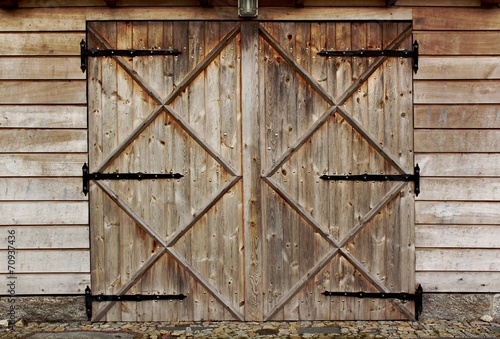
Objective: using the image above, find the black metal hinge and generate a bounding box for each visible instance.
[82,163,183,195]
[318,40,419,73]
[80,39,181,72]
[322,284,423,320]
[85,286,186,320]
[320,164,420,196]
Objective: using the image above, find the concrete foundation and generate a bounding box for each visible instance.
[0,294,499,323]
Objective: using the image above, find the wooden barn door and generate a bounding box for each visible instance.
[87,20,415,322]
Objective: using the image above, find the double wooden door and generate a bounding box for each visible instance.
[87,20,416,321]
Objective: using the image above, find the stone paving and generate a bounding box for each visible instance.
[0,320,499,338]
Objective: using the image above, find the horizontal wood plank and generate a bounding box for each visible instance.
[416,201,500,225]
[414,105,500,129]
[0,105,87,129]
[414,32,500,55]
[0,57,84,80]
[0,178,85,201]
[0,129,87,152]
[416,225,500,248]
[416,249,500,271]
[415,129,500,153]
[415,57,500,80]
[0,225,89,249]
[0,33,83,55]
[0,153,87,176]
[0,201,88,225]
[414,7,500,30]
[0,249,89,273]
[0,6,412,25]
[415,153,500,177]
[0,9,85,31]
[0,81,86,104]
[416,272,500,292]
[414,81,500,104]
[417,178,500,201]
[0,273,90,294]
[398,0,479,6]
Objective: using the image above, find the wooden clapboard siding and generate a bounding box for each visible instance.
[416,153,500,177]
[416,201,500,225]
[413,7,500,30]
[0,249,89,273]
[0,81,86,104]
[0,106,87,128]
[414,105,500,129]
[0,58,84,80]
[417,178,500,201]
[0,274,90,294]
[414,32,500,55]
[415,57,500,80]
[0,33,83,55]
[0,201,88,225]
[416,249,500,271]
[417,272,500,292]
[0,226,89,249]
[416,225,500,248]
[414,81,500,104]
[413,4,500,293]
[415,130,500,153]
[0,129,87,152]
[0,178,84,201]
[0,154,87,176]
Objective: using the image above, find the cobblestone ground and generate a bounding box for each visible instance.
[0,320,499,339]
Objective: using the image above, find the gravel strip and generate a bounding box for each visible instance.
[0,320,499,338]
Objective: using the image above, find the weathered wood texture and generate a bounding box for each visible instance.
[0,2,498,302]
[86,19,415,321]
[413,6,500,293]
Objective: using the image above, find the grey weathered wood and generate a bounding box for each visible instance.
[417,272,500,292]
[0,201,88,225]
[0,250,89,273]
[0,226,89,249]
[416,225,500,248]
[416,201,500,225]
[0,274,90,294]
[417,249,500,271]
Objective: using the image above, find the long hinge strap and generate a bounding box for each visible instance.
[82,163,183,195]
[318,40,419,73]
[322,284,423,320]
[85,286,186,320]
[80,39,181,72]
[320,164,420,196]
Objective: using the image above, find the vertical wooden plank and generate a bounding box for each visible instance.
[96,22,122,322]
[187,20,207,321]
[242,21,262,321]
[381,22,405,320]
[366,21,387,320]
[172,21,192,321]
[335,21,356,319]
[204,21,224,321]
[143,21,165,322]
[87,22,105,321]
[396,22,415,314]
